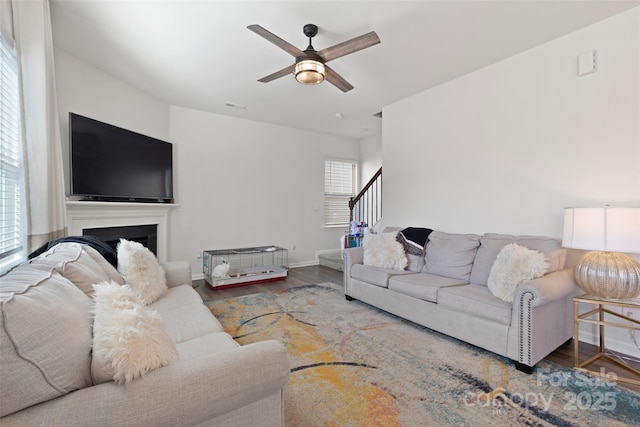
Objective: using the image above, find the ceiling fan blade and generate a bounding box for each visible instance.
[258,64,295,83]
[247,24,305,57]
[317,31,380,62]
[324,65,354,92]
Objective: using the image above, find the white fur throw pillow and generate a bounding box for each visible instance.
[363,232,408,270]
[487,243,549,303]
[117,239,167,305]
[91,281,178,385]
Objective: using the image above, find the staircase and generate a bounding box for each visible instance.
[318,167,382,272]
[349,167,382,227]
[317,250,345,271]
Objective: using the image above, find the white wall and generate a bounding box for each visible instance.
[54,49,359,275]
[359,133,382,189]
[54,48,170,196]
[382,8,640,355]
[169,106,359,274]
[384,8,639,236]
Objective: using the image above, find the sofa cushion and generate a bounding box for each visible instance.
[469,233,566,286]
[117,239,168,305]
[422,231,481,281]
[388,273,467,303]
[91,282,179,385]
[29,242,124,296]
[0,264,93,417]
[438,284,512,325]
[350,264,415,288]
[176,332,240,361]
[156,302,225,343]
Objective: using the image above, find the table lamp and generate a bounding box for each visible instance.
[562,207,640,300]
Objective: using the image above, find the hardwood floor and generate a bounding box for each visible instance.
[194,265,640,394]
[193,265,341,300]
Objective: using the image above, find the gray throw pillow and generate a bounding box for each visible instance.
[469,233,566,286]
[422,231,481,281]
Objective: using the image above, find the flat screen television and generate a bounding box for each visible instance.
[70,112,173,203]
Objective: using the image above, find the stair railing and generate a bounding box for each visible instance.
[349,167,382,228]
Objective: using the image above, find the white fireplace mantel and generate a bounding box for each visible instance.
[65,201,177,263]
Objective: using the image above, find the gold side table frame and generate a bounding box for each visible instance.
[573,295,640,386]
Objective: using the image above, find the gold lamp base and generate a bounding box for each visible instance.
[574,251,640,300]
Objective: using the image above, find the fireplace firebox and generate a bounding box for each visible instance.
[83,225,158,256]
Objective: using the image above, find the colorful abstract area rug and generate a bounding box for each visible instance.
[206,283,639,426]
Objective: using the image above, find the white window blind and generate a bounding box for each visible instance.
[0,33,24,269]
[324,160,357,226]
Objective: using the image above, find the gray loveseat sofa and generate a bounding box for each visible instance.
[343,231,581,373]
[1,242,290,426]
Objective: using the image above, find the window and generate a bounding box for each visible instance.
[0,33,25,272]
[324,159,357,226]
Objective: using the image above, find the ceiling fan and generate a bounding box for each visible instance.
[247,24,380,92]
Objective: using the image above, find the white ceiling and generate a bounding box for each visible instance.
[50,0,639,139]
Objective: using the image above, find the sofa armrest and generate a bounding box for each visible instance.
[511,268,581,367]
[342,247,364,294]
[513,268,580,308]
[342,247,363,271]
[162,260,192,288]
[2,340,290,427]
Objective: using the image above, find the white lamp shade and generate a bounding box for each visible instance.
[563,207,640,253]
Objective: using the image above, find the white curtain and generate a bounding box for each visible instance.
[10,0,66,251]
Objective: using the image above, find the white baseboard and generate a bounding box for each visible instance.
[290,261,318,268]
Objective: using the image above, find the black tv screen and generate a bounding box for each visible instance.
[70,113,173,203]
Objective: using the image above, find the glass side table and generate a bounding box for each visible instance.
[573,295,640,386]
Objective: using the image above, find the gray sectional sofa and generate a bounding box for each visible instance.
[343,231,581,373]
[0,242,290,426]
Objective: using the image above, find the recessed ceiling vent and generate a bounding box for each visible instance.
[225,101,246,110]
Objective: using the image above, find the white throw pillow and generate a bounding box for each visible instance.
[487,243,549,303]
[363,232,408,270]
[91,281,178,384]
[117,239,167,305]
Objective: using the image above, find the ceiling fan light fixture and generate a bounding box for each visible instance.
[294,59,325,85]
